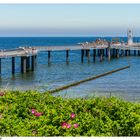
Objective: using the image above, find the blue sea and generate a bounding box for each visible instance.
[0,37,140,101]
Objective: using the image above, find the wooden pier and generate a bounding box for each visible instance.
[0,42,140,76]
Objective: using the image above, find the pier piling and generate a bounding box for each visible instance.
[134,50,136,56]
[100,49,103,62]
[12,57,15,74]
[103,49,105,57]
[31,56,35,71]
[21,56,27,73]
[98,49,101,57]
[93,49,96,62]
[128,50,131,56]
[138,50,140,56]
[66,50,69,64]
[107,42,111,61]
[85,50,88,57]
[105,48,108,57]
[48,51,51,64]
[26,56,30,70]
[116,49,119,58]
[125,50,127,56]
[0,58,1,75]
[87,49,90,63]
[113,49,115,58]
[81,49,84,63]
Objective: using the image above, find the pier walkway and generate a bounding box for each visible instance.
[0,42,140,76]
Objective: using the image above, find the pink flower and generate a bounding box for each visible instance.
[0,92,5,96]
[66,124,71,129]
[61,122,67,128]
[70,113,75,119]
[31,109,36,114]
[74,123,79,128]
[35,112,42,117]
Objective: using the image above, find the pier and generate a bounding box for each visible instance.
[0,41,140,77]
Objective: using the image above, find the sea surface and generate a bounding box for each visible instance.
[0,37,140,101]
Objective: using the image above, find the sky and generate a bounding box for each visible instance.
[0,4,140,37]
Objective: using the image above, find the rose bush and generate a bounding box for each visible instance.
[0,90,140,136]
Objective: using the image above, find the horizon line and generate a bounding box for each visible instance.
[0,36,139,38]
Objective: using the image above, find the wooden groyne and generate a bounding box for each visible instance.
[48,65,130,94]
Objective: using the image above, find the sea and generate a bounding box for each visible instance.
[0,37,140,101]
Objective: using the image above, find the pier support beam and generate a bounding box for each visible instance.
[12,57,15,74]
[125,50,128,56]
[66,50,69,64]
[134,50,136,56]
[87,49,90,63]
[116,49,119,58]
[107,42,111,61]
[48,51,51,65]
[138,50,140,56]
[103,49,105,57]
[112,49,115,58]
[0,58,1,75]
[105,48,108,57]
[21,56,27,73]
[26,56,30,70]
[100,49,103,62]
[98,49,100,57]
[81,49,84,63]
[34,55,37,66]
[85,50,88,57]
[128,50,131,56]
[31,56,35,71]
[93,49,96,62]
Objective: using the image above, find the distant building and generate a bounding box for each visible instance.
[127,29,133,45]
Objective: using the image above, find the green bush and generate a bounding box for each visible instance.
[0,90,140,136]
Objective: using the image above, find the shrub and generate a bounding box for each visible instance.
[0,90,140,136]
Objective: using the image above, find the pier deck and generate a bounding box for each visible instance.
[0,44,140,58]
[0,43,140,76]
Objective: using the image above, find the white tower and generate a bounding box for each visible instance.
[127,29,133,45]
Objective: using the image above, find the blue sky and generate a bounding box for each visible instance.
[0,4,140,37]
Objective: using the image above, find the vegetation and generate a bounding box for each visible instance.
[0,90,140,136]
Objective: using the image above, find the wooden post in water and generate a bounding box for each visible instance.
[87,49,90,63]
[138,50,140,56]
[134,50,136,56]
[108,42,111,61]
[93,49,96,62]
[125,50,127,56]
[105,48,108,57]
[66,50,69,64]
[81,49,84,63]
[128,50,131,56]
[115,49,117,57]
[34,55,37,66]
[0,58,1,75]
[21,56,27,73]
[100,49,103,62]
[98,49,100,57]
[103,49,104,57]
[85,50,88,57]
[12,57,15,74]
[113,49,115,58]
[48,51,51,64]
[116,49,119,58]
[31,55,35,71]
[26,56,30,70]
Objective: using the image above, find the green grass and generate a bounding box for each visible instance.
[0,90,140,136]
